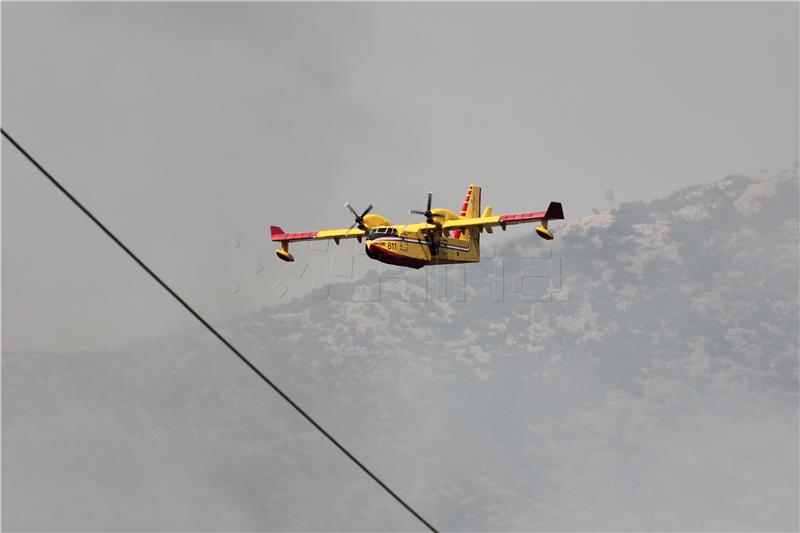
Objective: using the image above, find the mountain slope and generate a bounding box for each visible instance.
[4,169,798,531]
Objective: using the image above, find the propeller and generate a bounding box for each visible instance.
[409,192,444,256]
[345,202,373,231]
[409,192,445,225]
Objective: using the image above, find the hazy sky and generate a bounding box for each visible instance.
[3,2,798,352]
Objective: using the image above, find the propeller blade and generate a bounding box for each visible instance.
[360,204,373,218]
[429,212,445,217]
[426,191,433,211]
[345,202,359,217]
[410,209,427,215]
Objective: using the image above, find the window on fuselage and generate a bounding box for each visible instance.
[367,227,390,240]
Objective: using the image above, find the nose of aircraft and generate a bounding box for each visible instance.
[365,241,377,260]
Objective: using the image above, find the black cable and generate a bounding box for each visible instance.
[1,128,439,533]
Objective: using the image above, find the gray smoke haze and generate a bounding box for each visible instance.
[3,168,798,530]
[3,2,798,352]
[3,3,799,531]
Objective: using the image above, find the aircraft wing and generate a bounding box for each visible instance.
[441,201,564,232]
[270,225,365,244]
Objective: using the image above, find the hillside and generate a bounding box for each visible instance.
[3,169,798,531]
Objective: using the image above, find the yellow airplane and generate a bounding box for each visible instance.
[270,185,564,269]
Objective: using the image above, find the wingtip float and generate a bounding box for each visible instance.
[270,184,564,269]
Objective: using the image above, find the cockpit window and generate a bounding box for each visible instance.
[366,227,397,240]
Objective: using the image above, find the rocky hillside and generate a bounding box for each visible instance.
[4,169,798,531]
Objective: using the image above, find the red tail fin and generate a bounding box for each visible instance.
[454,184,481,239]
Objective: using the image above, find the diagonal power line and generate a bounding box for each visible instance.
[1,128,438,533]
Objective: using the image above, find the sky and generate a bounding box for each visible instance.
[3,2,798,352]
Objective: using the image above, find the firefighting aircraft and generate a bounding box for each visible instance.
[270,185,564,269]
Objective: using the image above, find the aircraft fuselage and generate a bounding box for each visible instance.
[364,228,480,269]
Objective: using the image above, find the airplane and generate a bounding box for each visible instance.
[270,185,564,269]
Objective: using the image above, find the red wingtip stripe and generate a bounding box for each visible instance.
[498,211,547,222]
[270,226,318,241]
[270,226,285,239]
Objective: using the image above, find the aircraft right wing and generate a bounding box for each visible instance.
[270,225,366,261]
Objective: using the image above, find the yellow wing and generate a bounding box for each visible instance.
[270,225,368,262]
[270,225,365,244]
[441,202,564,236]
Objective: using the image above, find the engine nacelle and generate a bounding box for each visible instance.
[362,213,393,230]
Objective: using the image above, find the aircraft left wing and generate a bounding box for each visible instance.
[441,201,564,239]
[270,225,365,261]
